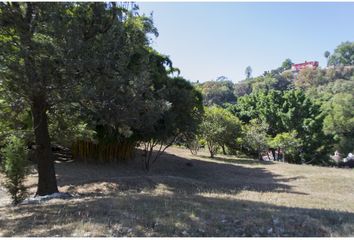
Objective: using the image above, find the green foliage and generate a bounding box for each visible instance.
[0,2,130,195]
[199,107,242,157]
[231,89,333,164]
[279,90,333,164]
[230,90,285,136]
[196,79,236,106]
[48,104,96,146]
[281,58,293,71]
[295,68,325,90]
[328,41,354,66]
[233,82,252,98]
[323,93,354,154]
[0,84,33,146]
[269,131,301,163]
[74,13,170,143]
[1,135,29,205]
[139,76,204,170]
[242,119,269,159]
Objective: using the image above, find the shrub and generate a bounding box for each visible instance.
[185,135,200,155]
[199,106,242,158]
[1,135,29,205]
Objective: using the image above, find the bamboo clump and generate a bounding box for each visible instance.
[71,140,135,163]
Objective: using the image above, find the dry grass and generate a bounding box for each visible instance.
[0,147,353,237]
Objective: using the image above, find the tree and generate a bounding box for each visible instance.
[1,135,29,205]
[232,90,285,135]
[323,93,354,154]
[280,89,333,164]
[324,51,330,67]
[242,119,269,160]
[1,3,65,195]
[233,82,252,98]
[281,58,293,71]
[196,80,236,106]
[199,107,242,158]
[0,3,132,195]
[294,68,324,89]
[328,41,354,66]
[269,131,301,163]
[217,110,242,155]
[230,89,333,165]
[139,76,204,170]
[245,66,252,79]
[75,16,168,146]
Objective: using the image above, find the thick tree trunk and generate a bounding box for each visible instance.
[31,96,59,196]
[15,3,58,196]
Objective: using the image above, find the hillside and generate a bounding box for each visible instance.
[0,147,353,237]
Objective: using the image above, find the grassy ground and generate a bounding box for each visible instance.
[0,147,353,237]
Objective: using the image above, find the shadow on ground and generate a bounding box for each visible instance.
[200,154,275,165]
[54,150,305,196]
[0,149,352,237]
[1,192,353,237]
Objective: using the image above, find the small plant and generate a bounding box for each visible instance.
[1,135,29,205]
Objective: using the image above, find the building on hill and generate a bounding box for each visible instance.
[291,61,319,72]
[282,61,319,78]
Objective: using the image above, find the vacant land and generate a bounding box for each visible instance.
[0,147,353,237]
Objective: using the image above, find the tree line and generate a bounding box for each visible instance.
[194,42,354,164]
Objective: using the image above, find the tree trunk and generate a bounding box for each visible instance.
[221,145,226,155]
[15,4,58,196]
[277,147,281,161]
[208,142,214,158]
[271,148,276,161]
[31,96,59,196]
[258,149,263,161]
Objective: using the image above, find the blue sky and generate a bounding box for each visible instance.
[137,2,354,83]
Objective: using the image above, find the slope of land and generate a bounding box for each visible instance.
[0,147,353,237]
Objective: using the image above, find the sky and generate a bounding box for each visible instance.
[137,2,354,83]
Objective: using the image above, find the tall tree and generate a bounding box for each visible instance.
[0,3,121,195]
[324,51,330,67]
[245,66,252,79]
[280,90,333,164]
